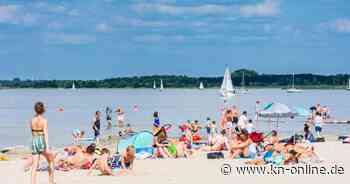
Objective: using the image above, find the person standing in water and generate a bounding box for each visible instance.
[106,107,112,130]
[30,102,55,184]
[116,108,125,128]
[93,111,101,143]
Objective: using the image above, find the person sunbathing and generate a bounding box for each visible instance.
[245,144,274,165]
[230,129,257,159]
[58,143,96,170]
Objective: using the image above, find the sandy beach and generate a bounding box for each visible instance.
[1,141,349,184]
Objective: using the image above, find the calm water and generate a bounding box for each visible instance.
[0,89,349,148]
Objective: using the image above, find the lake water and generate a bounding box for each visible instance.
[0,89,349,148]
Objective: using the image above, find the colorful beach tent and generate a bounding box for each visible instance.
[116,131,153,154]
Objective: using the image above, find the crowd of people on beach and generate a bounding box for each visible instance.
[27,101,332,184]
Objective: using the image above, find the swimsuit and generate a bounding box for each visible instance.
[94,119,101,138]
[31,129,47,155]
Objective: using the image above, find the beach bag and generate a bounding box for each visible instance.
[207,152,224,159]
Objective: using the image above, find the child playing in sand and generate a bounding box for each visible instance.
[89,148,116,176]
[121,145,135,170]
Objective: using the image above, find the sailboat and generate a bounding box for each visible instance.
[287,73,303,93]
[220,67,235,98]
[199,82,204,90]
[239,72,248,94]
[347,78,350,91]
[153,80,157,89]
[160,79,164,91]
[72,81,76,90]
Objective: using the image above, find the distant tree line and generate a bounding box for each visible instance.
[0,69,349,89]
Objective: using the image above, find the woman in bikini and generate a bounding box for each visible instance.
[30,102,55,184]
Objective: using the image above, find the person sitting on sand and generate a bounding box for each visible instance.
[153,127,173,158]
[304,123,315,143]
[190,120,202,142]
[201,130,230,152]
[230,129,257,159]
[265,130,279,145]
[89,148,115,176]
[120,145,135,170]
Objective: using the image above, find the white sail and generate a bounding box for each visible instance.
[160,79,164,91]
[287,73,303,93]
[72,81,76,90]
[153,80,156,89]
[220,67,234,98]
[199,82,204,90]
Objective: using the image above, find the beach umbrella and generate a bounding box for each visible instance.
[258,102,297,128]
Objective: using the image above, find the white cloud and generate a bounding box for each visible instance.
[45,33,96,45]
[133,0,280,17]
[96,23,112,32]
[240,0,280,17]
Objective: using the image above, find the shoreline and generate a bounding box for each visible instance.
[1,87,350,90]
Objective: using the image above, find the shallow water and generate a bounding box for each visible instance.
[0,88,349,148]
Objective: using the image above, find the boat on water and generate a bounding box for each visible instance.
[347,78,350,91]
[199,82,204,90]
[160,79,164,91]
[153,80,157,89]
[220,67,235,98]
[72,81,76,90]
[287,73,303,93]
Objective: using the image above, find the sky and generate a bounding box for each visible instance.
[0,0,350,80]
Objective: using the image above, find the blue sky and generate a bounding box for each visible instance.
[0,0,350,79]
